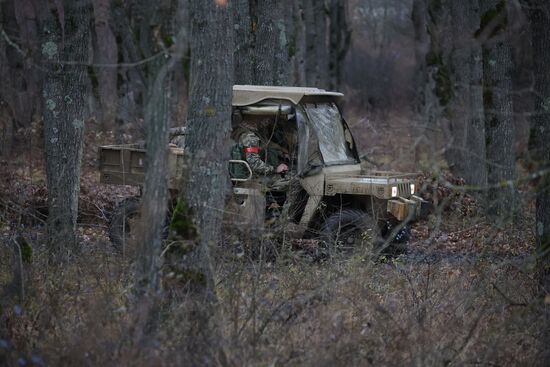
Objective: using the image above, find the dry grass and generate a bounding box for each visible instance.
[1,209,547,366]
[1,121,548,366]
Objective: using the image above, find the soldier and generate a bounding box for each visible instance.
[232,117,291,223]
[234,116,289,181]
[239,130,289,177]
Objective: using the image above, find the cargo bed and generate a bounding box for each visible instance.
[99,144,185,189]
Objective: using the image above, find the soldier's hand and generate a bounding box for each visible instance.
[276,163,289,174]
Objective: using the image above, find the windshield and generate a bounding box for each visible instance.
[305,103,358,165]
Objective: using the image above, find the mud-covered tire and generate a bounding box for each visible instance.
[108,197,141,253]
[320,209,380,256]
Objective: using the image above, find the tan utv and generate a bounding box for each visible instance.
[99,85,429,255]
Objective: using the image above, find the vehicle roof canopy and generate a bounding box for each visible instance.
[232,85,344,107]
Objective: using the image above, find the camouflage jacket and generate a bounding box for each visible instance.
[238,131,274,176]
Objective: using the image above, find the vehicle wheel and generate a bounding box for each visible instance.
[320,209,380,257]
[382,218,411,255]
[108,197,141,254]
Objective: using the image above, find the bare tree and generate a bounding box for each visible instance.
[479,0,516,219]
[412,0,453,164]
[327,0,351,90]
[0,0,42,157]
[232,0,348,88]
[304,0,329,88]
[41,0,91,261]
[411,0,429,114]
[519,0,550,295]
[172,0,233,363]
[92,0,118,130]
[233,0,253,84]
[445,0,487,188]
[135,0,178,294]
[253,0,289,85]
[291,0,307,86]
[233,0,289,86]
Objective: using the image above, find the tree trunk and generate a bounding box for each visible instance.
[304,0,329,88]
[480,0,515,219]
[520,0,550,299]
[0,0,41,155]
[233,0,290,86]
[135,0,177,295]
[110,2,146,140]
[252,0,289,85]
[414,0,452,166]
[327,0,350,90]
[411,0,432,165]
[292,0,307,86]
[177,0,233,363]
[0,102,14,158]
[92,0,118,130]
[446,0,487,188]
[233,0,253,84]
[412,0,430,115]
[14,0,42,130]
[41,0,90,261]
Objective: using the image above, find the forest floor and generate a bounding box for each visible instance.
[0,115,548,366]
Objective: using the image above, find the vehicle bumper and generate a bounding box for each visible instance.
[387,195,431,221]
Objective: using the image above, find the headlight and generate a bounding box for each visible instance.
[410,183,415,195]
[391,186,398,197]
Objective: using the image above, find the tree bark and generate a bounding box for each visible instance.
[412,0,430,115]
[304,0,328,88]
[233,0,290,86]
[0,0,41,154]
[480,0,515,219]
[135,0,177,295]
[92,0,118,130]
[176,0,233,363]
[292,0,307,86]
[413,0,453,166]
[233,0,253,84]
[14,0,42,130]
[520,0,550,301]
[252,0,289,85]
[41,0,91,261]
[446,0,487,188]
[327,0,351,90]
[110,2,146,139]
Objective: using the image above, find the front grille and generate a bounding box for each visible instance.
[398,183,409,196]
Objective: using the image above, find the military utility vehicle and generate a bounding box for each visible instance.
[99,85,428,253]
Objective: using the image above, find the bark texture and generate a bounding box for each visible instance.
[92,0,118,130]
[292,0,307,86]
[520,0,550,302]
[327,0,351,90]
[446,0,487,187]
[233,0,253,84]
[135,0,177,294]
[177,0,234,363]
[411,0,435,163]
[414,0,453,165]
[0,0,41,155]
[412,0,430,114]
[253,0,289,85]
[41,0,91,260]
[232,0,348,89]
[304,0,328,88]
[480,0,516,218]
[233,0,289,85]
